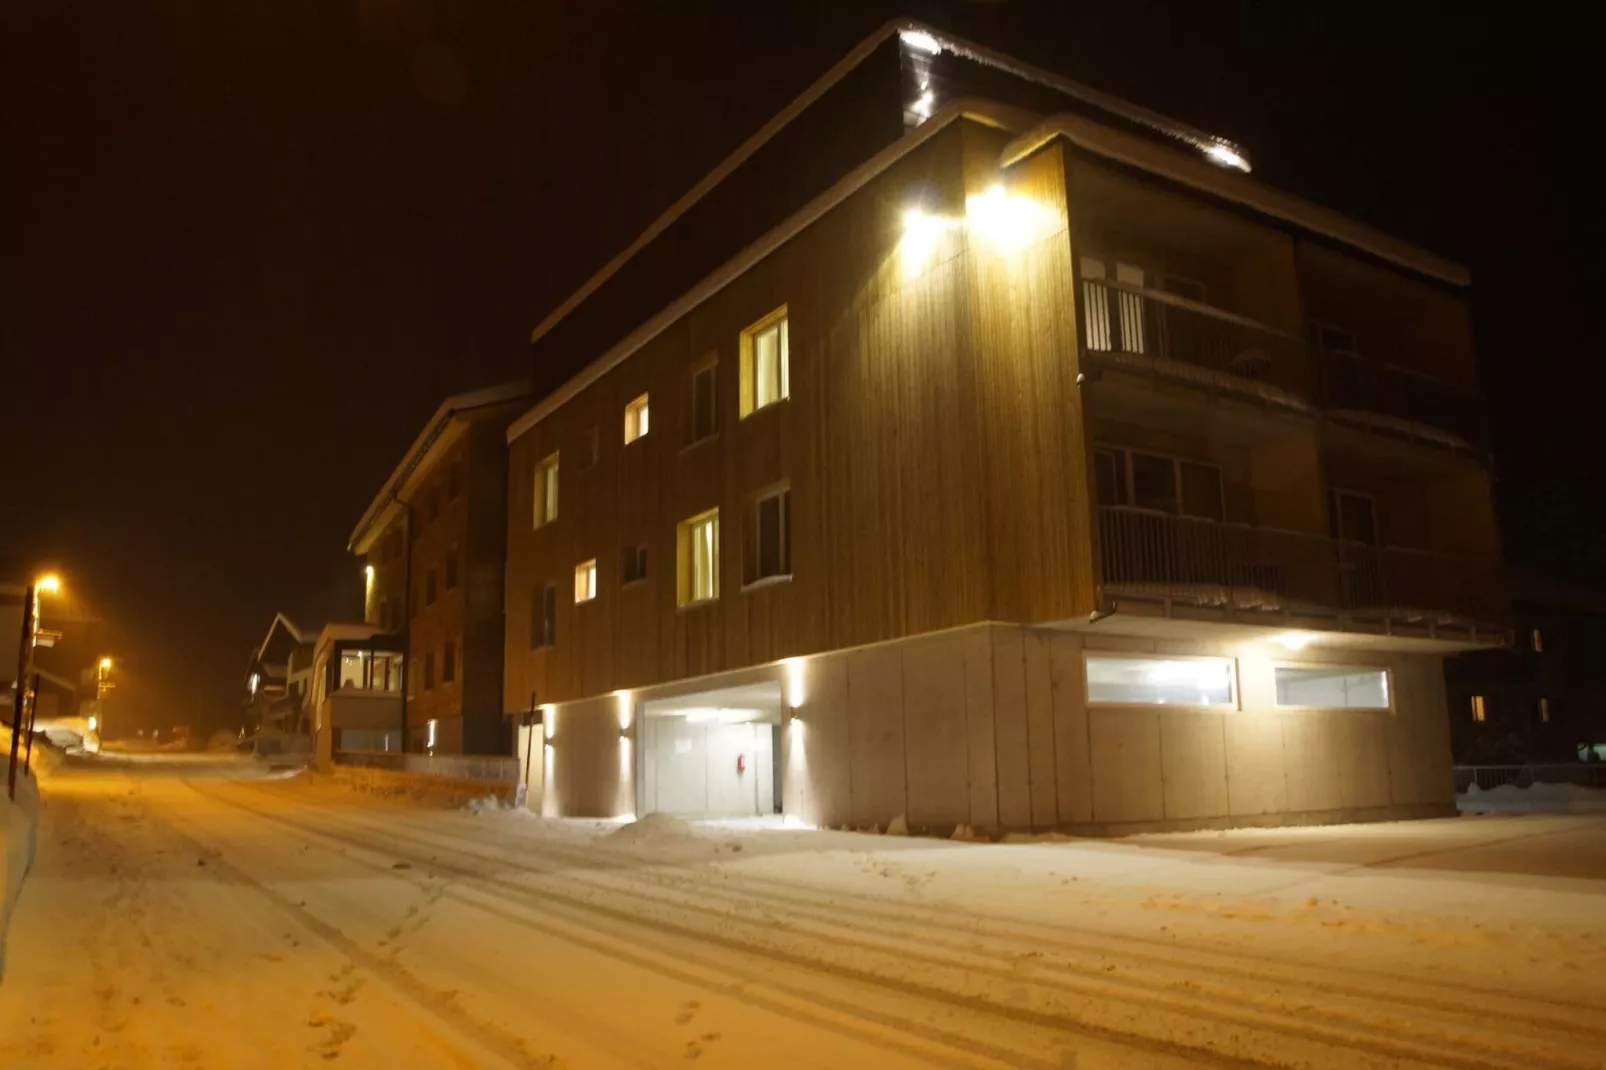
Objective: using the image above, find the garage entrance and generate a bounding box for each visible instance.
[637,683,782,819]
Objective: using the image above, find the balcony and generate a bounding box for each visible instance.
[1079,279,1310,410]
[1096,506,1503,632]
[1313,348,1484,451]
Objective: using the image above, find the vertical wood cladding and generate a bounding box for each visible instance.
[505,119,1095,709]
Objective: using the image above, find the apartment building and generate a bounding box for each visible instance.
[349,382,530,756]
[503,20,1504,833]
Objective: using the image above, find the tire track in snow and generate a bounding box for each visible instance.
[249,798,1601,1070]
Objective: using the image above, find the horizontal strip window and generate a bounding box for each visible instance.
[1085,654,1236,708]
[1274,665,1389,710]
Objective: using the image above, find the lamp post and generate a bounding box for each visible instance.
[9,574,60,799]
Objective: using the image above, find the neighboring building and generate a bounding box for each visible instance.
[501,19,1504,832]
[243,612,316,734]
[306,623,405,760]
[1445,573,1606,764]
[349,383,531,755]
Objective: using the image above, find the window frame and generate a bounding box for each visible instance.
[1091,444,1225,521]
[1082,652,1239,710]
[574,558,598,604]
[533,452,559,529]
[677,507,720,607]
[621,543,649,587]
[739,305,790,417]
[743,485,793,589]
[623,393,651,444]
[1270,662,1393,713]
[688,354,718,446]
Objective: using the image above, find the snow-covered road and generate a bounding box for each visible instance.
[2,759,1604,1069]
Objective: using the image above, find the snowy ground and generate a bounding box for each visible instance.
[2,758,1604,1069]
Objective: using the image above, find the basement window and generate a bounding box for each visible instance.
[1084,654,1235,707]
[1273,665,1389,710]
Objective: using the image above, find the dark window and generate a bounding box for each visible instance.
[425,486,440,523]
[583,426,600,470]
[425,567,437,605]
[1179,461,1224,521]
[622,544,648,584]
[1130,453,1176,513]
[691,362,717,442]
[532,584,557,649]
[1331,490,1378,545]
[1313,323,1360,355]
[745,489,791,585]
[448,458,463,500]
[423,651,435,691]
[442,641,456,684]
[444,548,459,590]
[1161,275,1207,303]
[1093,448,1125,506]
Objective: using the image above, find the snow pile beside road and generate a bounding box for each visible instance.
[599,812,695,846]
[1459,780,1606,814]
[2,771,42,970]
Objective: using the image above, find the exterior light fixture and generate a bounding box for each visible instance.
[1203,142,1250,173]
[1276,632,1312,651]
[543,704,557,740]
[784,657,806,709]
[87,716,98,732]
[36,574,61,594]
[615,690,633,731]
[899,205,958,279]
[898,29,942,55]
[100,656,113,671]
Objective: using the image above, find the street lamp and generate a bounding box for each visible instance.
[10,571,64,798]
[36,574,61,595]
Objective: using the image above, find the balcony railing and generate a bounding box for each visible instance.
[1313,348,1484,449]
[1096,506,1503,627]
[1079,279,1308,404]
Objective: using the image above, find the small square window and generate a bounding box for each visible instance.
[574,559,597,603]
[740,307,789,417]
[622,544,648,585]
[677,508,719,605]
[534,453,559,528]
[624,393,650,443]
[532,584,557,649]
[744,488,791,586]
[691,360,717,442]
[442,640,456,684]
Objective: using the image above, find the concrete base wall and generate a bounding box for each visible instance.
[529,622,1458,834]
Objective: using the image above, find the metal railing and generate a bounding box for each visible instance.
[1454,765,1606,793]
[1097,506,1503,625]
[1080,279,1306,399]
[1313,348,1484,447]
[336,750,519,783]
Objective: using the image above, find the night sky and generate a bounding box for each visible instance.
[3,2,1597,732]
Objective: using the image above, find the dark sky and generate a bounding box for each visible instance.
[3,2,1597,731]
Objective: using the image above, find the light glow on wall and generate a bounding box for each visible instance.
[615,690,633,731]
[542,704,556,740]
[965,183,1056,255]
[426,718,438,750]
[784,657,807,708]
[1276,632,1313,651]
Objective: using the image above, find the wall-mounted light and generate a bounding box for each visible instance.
[966,183,1055,255]
[100,656,113,671]
[899,206,959,279]
[784,656,807,709]
[1203,142,1250,173]
[898,29,942,55]
[1276,632,1313,652]
[615,689,633,732]
[543,704,557,740]
[35,574,61,594]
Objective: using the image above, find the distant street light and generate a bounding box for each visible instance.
[36,574,61,595]
[100,656,113,671]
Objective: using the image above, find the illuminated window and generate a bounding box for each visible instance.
[1470,695,1486,722]
[1084,654,1235,707]
[442,640,455,684]
[444,547,458,590]
[1539,697,1551,723]
[1274,666,1389,710]
[574,559,597,603]
[624,393,650,443]
[622,544,648,585]
[691,358,718,442]
[1531,628,1544,653]
[740,307,789,416]
[744,487,791,586]
[677,508,720,605]
[531,584,557,649]
[533,453,559,528]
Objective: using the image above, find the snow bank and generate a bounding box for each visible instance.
[599,812,695,846]
[1458,781,1606,814]
[2,771,42,972]
[885,814,910,837]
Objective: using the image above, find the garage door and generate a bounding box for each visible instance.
[642,716,777,818]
